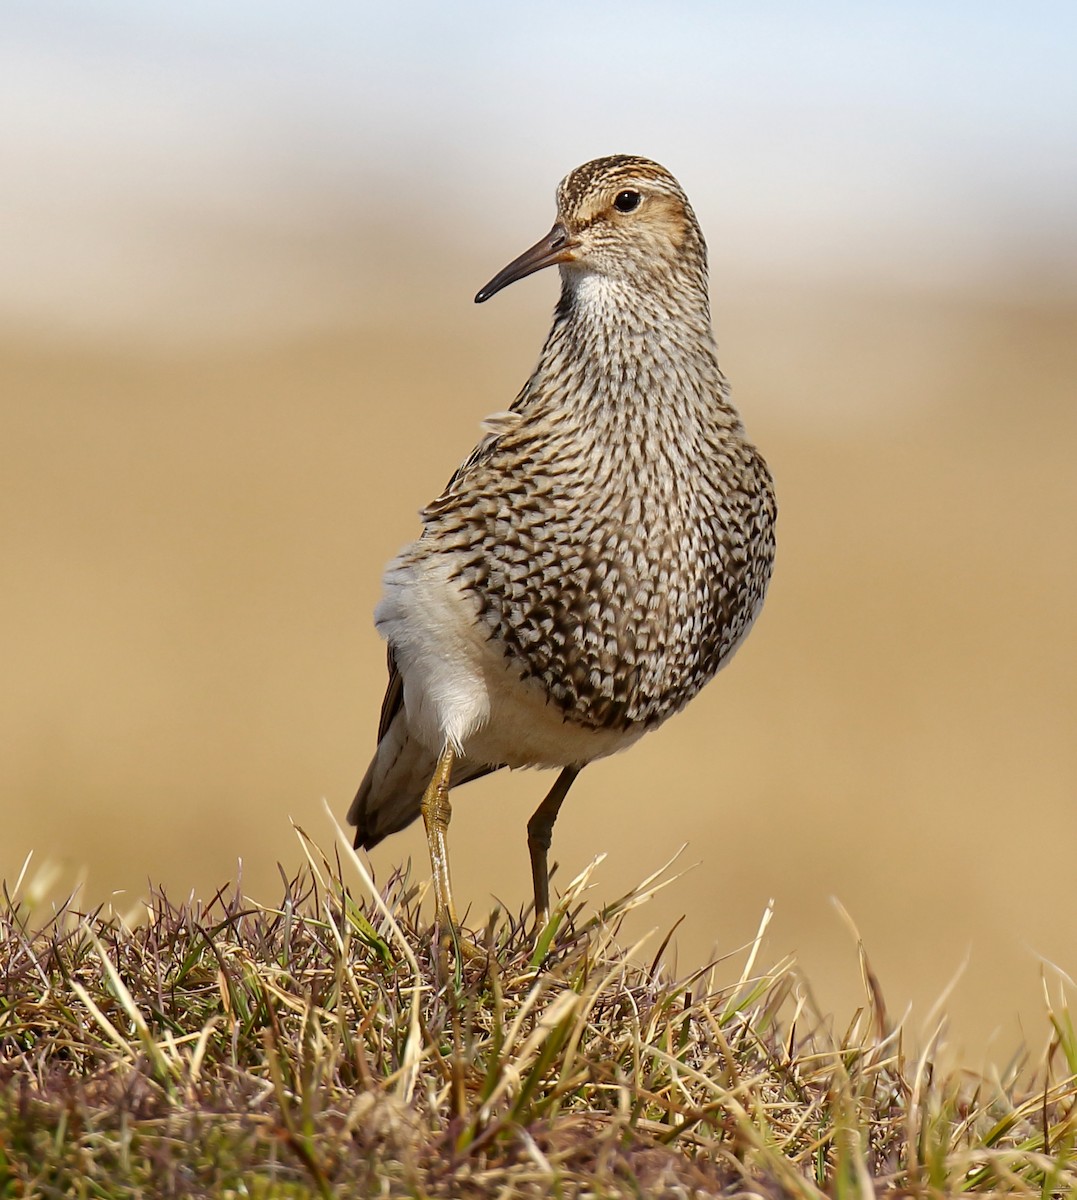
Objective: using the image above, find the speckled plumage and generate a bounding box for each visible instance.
[349,155,776,927]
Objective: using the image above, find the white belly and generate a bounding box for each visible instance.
[375,549,642,769]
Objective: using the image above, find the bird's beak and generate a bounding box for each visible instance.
[474,223,577,303]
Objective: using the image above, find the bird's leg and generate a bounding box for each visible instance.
[419,743,484,961]
[527,766,580,928]
[420,742,459,930]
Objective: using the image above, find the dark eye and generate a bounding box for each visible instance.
[613,189,642,213]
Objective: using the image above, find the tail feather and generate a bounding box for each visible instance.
[349,711,495,850]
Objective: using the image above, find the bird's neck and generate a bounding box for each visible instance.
[521,271,737,436]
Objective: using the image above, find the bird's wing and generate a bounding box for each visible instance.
[376,647,404,744]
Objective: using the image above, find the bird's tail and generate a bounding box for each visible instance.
[349,711,494,850]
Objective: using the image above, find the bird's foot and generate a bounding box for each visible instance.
[433,917,488,972]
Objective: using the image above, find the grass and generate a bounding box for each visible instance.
[2,821,1076,1198]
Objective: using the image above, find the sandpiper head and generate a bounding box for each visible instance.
[475,155,707,304]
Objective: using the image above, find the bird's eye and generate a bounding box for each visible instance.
[613,189,642,213]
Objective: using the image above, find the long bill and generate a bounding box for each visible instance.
[474,223,577,303]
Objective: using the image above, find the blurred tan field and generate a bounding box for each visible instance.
[4,233,1075,1062]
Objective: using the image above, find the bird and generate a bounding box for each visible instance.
[349,154,776,946]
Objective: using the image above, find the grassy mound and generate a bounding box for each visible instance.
[2,827,1075,1197]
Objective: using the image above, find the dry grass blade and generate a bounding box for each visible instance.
[319,801,427,1105]
[1,843,1075,1197]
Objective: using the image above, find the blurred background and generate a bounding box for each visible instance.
[4,1,1076,1061]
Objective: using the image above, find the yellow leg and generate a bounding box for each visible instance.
[420,742,459,931]
[419,745,485,962]
[526,766,580,927]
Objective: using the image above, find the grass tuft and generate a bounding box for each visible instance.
[2,835,1075,1197]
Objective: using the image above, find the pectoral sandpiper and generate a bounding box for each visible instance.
[350,155,776,944]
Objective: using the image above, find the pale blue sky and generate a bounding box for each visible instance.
[4,2,1076,334]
